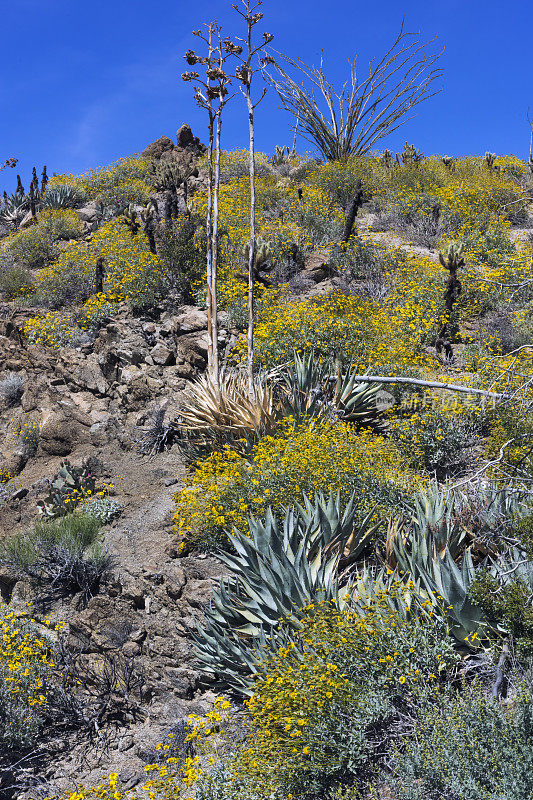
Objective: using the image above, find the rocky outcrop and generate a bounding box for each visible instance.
[142,125,206,163]
[141,135,175,160]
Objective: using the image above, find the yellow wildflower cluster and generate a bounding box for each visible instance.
[23,310,82,348]
[24,220,164,346]
[0,604,52,708]
[233,252,444,369]
[1,208,84,271]
[48,155,153,206]
[0,603,57,750]
[174,418,421,550]
[231,589,455,795]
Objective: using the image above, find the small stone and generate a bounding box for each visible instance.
[164,477,177,487]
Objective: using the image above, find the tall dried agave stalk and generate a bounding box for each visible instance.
[266,20,442,161]
[230,0,273,398]
[183,25,234,385]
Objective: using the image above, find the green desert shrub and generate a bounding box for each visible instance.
[2,209,84,269]
[390,682,533,800]
[157,216,205,298]
[0,257,34,299]
[0,372,25,407]
[389,403,484,480]
[0,513,110,602]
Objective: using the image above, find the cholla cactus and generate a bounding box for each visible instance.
[141,200,159,254]
[381,149,393,168]
[238,235,271,267]
[121,204,141,236]
[150,158,195,192]
[439,241,465,272]
[15,174,24,198]
[436,242,465,360]
[271,145,289,165]
[401,141,424,165]
[41,165,48,194]
[441,155,454,169]
[484,151,497,169]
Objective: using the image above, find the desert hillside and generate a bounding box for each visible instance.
[1,11,533,800]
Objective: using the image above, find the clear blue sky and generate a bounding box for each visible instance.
[1,0,531,193]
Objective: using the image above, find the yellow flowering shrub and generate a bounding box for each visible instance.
[234,250,444,370]
[24,219,166,346]
[174,418,421,551]
[0,603,55,750]
[1,209,84,269]
[230,590,457,796]
[49,155,153,208]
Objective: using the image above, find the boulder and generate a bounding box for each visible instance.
[39,411,86,456]
[1,448,28,476]
[175,331,208,362]
[76,202,99,222]
[173,307,208,334]
[303,250,329,282]
[176,123,206,155]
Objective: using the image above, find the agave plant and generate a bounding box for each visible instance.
[277,350,331,421]
[192,490,377,694]
[0,192,29,227]
[386,483,466,567]
[278,351,386,429]
[174,368,278,458]
[384,486,494,643]
[42,185,86,209]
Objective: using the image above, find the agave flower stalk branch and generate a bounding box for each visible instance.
[231,0,272,399]
[183,22,235,385]
[324,374,503,399]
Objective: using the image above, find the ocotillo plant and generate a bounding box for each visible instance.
[230,0,274,396]
[183,23,234,385]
